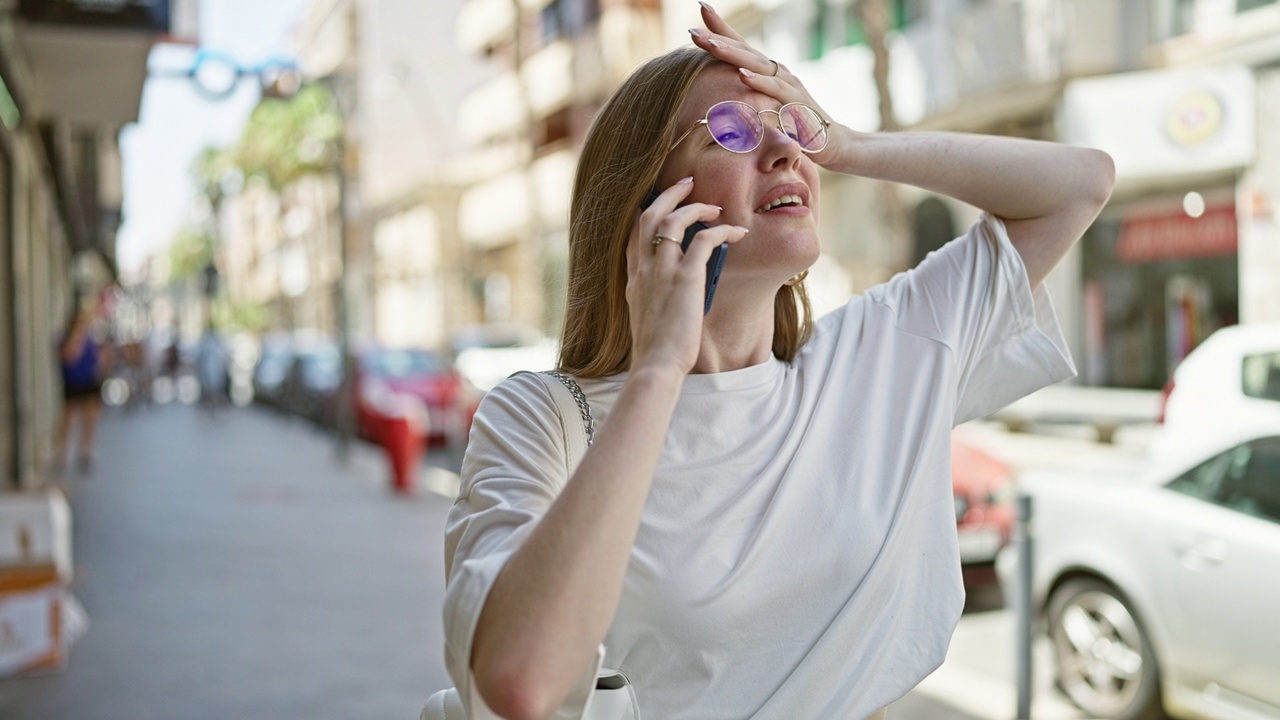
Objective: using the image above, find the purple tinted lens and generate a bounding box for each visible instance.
[781,105,826,151]
[707,102,762,152]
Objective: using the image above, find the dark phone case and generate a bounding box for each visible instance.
[643,191,727,315]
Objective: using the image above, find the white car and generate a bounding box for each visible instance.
[1001,426,1280,720]
[1151,323,1280,463]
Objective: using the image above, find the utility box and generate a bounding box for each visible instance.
[0,489,73,579]
[0,564,64,676]
[0,489,80,677]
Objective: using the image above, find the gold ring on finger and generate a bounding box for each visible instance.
[653,234,679,246]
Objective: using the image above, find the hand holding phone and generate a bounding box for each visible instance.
[643,190,728,315]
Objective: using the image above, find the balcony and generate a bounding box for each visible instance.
[457,0,517,55]
[16,0,192,126]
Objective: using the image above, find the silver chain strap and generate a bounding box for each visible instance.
[545,370,594,446]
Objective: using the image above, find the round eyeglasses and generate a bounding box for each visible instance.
[669,100,831,155]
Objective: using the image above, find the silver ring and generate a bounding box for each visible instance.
[653,234,679,246]
[768,59,779,77]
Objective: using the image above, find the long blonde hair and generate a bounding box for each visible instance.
[558,48,812,377]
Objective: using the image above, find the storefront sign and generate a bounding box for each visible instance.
[1060,65,1254,182]
[1116,202,1237,263]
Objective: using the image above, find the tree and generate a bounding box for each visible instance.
[167,227,217,283]
[230,83,342,193]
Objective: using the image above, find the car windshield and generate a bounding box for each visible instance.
[367,350,445,378]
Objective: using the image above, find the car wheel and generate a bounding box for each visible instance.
[1047,578,1163,720]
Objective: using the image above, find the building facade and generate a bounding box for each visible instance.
[702,0,1280,390]
[1,1,184,488]
[454,0,665,337]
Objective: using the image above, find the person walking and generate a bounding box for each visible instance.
[54,309,109,474]
[442,6,1115,718]
[196,323,229,410]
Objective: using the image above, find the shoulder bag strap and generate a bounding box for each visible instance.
[517,370,593,475]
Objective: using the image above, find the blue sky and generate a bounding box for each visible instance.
[117,0,311,275]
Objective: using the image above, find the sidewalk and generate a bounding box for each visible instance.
[0,402,981,720]
[0,404,455,720]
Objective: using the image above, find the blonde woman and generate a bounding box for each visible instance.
[443,6,1113,719]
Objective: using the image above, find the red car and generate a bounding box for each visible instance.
[951,436,1016,570]
[354,348,477,447]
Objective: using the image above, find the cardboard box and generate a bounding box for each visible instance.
[0,490,72,581]
[0,564,64,676]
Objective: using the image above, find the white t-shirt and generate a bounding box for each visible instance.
[443,214,1075,718]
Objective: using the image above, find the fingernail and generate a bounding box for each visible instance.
[699,1,716,12]
[688,28,702,38]
[736,226,750,233]
[678,176,693,184]
[708,38,721,48]
[709,205,722,211]
[739,67,755,78]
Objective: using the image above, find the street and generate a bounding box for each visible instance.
[1,403,1082,719]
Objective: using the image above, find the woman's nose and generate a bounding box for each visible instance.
[758,124,803,170]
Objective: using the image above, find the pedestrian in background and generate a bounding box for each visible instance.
[441,5,1115,718]
[196,323,229,410]
[54,307,110,474]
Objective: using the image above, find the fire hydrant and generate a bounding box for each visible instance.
[371,390,428,495]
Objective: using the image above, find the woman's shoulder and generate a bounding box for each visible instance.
[475,371,560,424]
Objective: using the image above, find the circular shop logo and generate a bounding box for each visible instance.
[1165,90,1223,147]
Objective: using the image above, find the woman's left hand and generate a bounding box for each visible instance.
[689,3,841,167]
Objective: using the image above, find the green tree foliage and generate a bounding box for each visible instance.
[191,145,237,210]
[167,227,216,283]
[230,83,343,192]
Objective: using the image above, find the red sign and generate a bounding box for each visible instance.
[1116,202,1237,263]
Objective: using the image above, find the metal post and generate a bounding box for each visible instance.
[1014,493,1034,719]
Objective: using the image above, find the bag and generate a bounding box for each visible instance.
[422,371,640,720]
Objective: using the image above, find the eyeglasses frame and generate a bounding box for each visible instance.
[668,100,832,155]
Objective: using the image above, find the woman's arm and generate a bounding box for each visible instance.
[819,130,1114,288]
[469,180,747,720]
[472,365,682,720]
[693,4,1115,289]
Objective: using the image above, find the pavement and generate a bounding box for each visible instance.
[0,402,1119,720]
[0,404,455,720]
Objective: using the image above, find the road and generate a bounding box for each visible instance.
[0,403,1092,719]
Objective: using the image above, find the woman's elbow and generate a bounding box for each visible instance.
[1085,148,1116,207]
[473,660,561,720]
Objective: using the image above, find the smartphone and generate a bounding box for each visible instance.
[643,190,727,315]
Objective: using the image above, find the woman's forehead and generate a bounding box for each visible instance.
[678,64,774,124]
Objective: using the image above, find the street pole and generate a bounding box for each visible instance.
[1014,494,1035,719]
[328,0,361,462]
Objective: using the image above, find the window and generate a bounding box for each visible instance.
[1238,0,1278,12]
[1167,447,1235,501]
[540,0,565,45]
[1242,351,1280,401]
[534,108,571,150]
[1170,438,1280,523]
[1218,439,1280,523]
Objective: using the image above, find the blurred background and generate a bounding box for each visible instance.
[1,0,1279,719]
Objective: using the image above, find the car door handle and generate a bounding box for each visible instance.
[1172,536,1230,569]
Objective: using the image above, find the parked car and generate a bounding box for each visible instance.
[998,426,1280,720]
[951,436,1016,569]
[1152,323,1280,463]
[354,347,477,447]
[280,339,343,424]
[253,335,295,409]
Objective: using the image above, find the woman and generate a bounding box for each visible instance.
[55,309,108,473]
[444,6,1113,719]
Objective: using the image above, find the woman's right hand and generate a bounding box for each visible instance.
[626,178,748,377]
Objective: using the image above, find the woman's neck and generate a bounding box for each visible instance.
[690,289,777,374]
